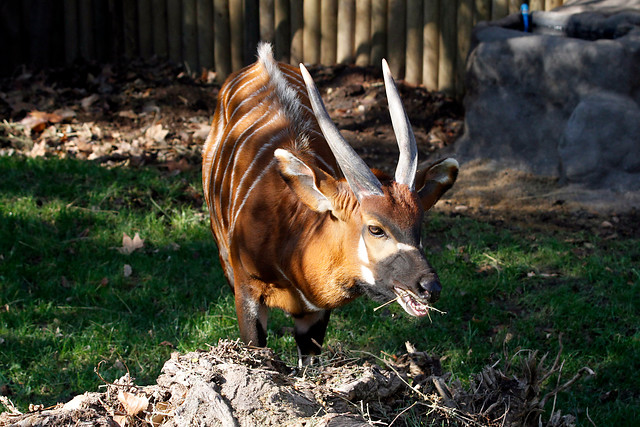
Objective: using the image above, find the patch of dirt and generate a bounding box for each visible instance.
[439,159,640,239]
[0,339,589,426]
[0,58,215,168]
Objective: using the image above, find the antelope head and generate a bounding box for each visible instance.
[276,61,458,316]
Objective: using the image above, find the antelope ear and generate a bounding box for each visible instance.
[274,149,338,213]
[415,158,459,211]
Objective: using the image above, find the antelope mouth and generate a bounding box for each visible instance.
[393,286,430,317]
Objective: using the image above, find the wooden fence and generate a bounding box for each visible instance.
[1,0,567,94]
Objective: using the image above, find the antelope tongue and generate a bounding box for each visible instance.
[394,287,429,317]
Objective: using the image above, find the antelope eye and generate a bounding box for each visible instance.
[368,225,386,238]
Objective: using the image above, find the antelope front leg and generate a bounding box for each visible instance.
[293,310,331,365]
[234,283,268,347]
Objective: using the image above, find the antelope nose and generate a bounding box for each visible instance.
[418,276,442,303]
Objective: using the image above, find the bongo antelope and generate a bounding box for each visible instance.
[202,43,458,360]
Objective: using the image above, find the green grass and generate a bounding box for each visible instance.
[1,156,638,425]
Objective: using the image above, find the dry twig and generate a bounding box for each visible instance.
[0,396,22,416]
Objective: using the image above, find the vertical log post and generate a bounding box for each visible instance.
[79,0,95,60]
[244,0,259,65]
[474,0,491,24]
[508,0,519,15]
[274,0,291,62]
[405,0,423,85]
[321,0,338,65]
[337,0,355,64]
[290,0,304,65]
[138,0,153,58]
[423,0,439,91]
[387,0,406,78]
[214,0,232,79]
[545,0,563,11]
[438,0,456,93]
[123,0,138,60]
[197,0,214,70]
[529,0,544,11]
[93,0,109,62]
[109,0,125,63]
[260,0,275,43]
[303,0,321,64]
[63,0,79,64]
[370,0,387,66]
[491,0,508,20]
[152,0,168,58]
[456,0,473,96]
[229,0,243,70]
[354,0,371,66]
[182,0,199,72]
[167,0,183,64]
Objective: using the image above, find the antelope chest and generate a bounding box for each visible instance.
[259,284,322,315]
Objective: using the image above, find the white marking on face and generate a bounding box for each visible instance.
[358,236,369,264]
[361,265,376,285]
[397,242,420,252]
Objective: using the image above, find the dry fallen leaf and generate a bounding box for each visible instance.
[118,232,145,255]
[192,122,211,140]
[81,94,100,111]
[53,108,76,121]
[145,401,173,426]
[20,110,63,132]
[145,123,169,142]
[28,140,47,158]
[117,109,139,120]
[117,390,149,416]
[113,414,128,426]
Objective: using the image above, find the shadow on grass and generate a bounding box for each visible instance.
[0,156,234,407]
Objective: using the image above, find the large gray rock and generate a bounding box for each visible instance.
[560,92,640,188]
[456,0,640,190]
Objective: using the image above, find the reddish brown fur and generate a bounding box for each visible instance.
[202,46,457,355]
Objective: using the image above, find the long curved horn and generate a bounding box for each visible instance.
[382,59,418,190]
[299,63,383,201]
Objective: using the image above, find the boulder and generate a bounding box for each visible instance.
[456,0,640,190]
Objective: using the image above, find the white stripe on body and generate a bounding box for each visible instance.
[212,96,275,230]
[226,113,284,220]
[276,266,323,312]
[204,68,267,223]
[228,160,275,242]
[216,102,277,213]
[230,127,290,219]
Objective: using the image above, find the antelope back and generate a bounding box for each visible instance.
[202,44,338,285]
